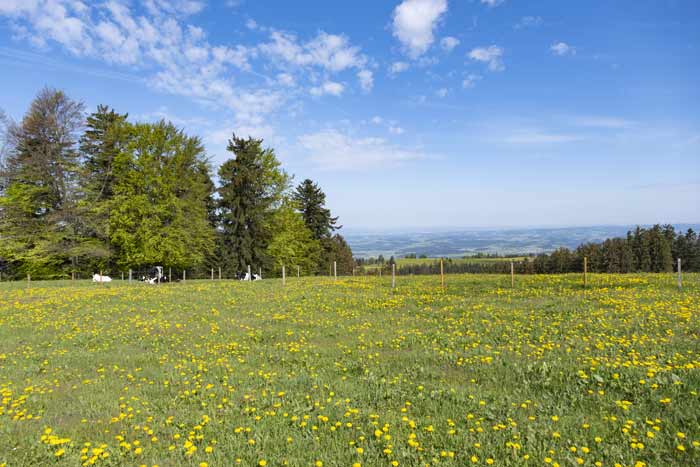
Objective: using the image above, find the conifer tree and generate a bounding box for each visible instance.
[217,135,289,274]
[0,88,85,278]
[293,179,339,240]
[77,105,132,271]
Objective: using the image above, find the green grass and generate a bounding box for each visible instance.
[0,273,698,466]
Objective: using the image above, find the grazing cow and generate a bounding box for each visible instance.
[238,272,262,281]
[143,266,168,284]
[92,273,112,283]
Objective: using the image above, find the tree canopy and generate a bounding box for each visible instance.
[0,88,351,279]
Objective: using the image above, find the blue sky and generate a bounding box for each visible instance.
[1,0,698,230]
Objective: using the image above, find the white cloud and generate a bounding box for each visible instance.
[143,0,205,17]
[468,45,504,71]
[277,72,295,86]
[573,116,636,129]
[389,61,409,74]
[310,81,345,97]
[298,129,424,170]
[0,0,40,16]
[245,18,258,30]
[392,0,447,58]
[369,116,405,135]
[550,41,575,56]
[204,123,277,161]
[462,73,481,88]
[480,0,505,7]
[13,0,94,55]
[357,69,374,92]
[440,36,459,52]
[514,16,543,29]
[504,130,582,144]
[259,30,366,72]
[0,1,374,131]
[436,87,448,98]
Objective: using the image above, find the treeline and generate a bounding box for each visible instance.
[527,224,698,274]
[0,88,352,279]
[366,224,699,276]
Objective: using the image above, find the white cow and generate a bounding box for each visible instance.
[92,273,112,283]
[239,272,262,281]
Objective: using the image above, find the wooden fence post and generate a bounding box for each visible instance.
[282,265,286,286]
[183,270,186,282]
[678,258,682,290]
[121,272,124,281]
[219,267,222,280]
[129,269,132,283]
[297,265,300,278]
[211,268,214,280]
[391,263,396,289]
[169,267,172,282]
[99,270,103,285]
[27,274,30,289]
[440,258,445,289]
[510,261,514,288]
[583,257,588,288]
[247,265,251,279]
[334,261,337,281]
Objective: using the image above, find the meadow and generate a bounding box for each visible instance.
[0,273,698,467]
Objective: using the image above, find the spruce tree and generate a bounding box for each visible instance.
[217,135,289,274]
[0,88,85,278]
[81,105,130,202]
[320,234,355,275]
[293,179,339,240]
[77,105,132,271]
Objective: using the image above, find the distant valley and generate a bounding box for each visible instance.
[344,224,700,258]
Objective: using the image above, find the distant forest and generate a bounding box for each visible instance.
[361,224,700,275]
[0,88,353,280]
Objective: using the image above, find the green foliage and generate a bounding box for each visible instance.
[266,200,322,275]
[217,135,290,275]
[0,89,345,279]
[108,121,215,269]
[321,234,354,275]
[0,88,85,278]
[293,178,339,240]
[387,224,700,276]
[292,178,351,274]
[76,105,132,271]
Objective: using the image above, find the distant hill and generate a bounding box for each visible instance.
[345,224,700,258]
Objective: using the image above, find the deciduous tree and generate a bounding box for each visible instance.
[108,121,215,270]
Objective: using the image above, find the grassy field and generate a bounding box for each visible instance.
[1,274,698,467]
